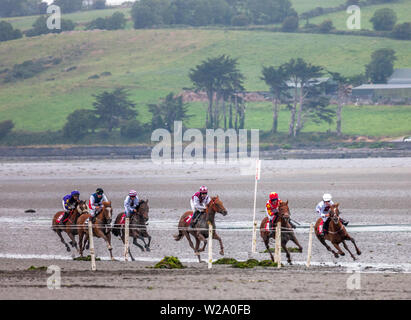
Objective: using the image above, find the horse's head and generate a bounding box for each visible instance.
[102,201,113,223]
[329,203,340,224]
[137,199,149,224]
[278,200,290,222]
[208,196,228,216]
[76,200,89,215]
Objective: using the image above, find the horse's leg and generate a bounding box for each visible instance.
[347,235,362,256]
[212,231,224,256]
[316,234,339,258]
[332,242,345,256]
[66,231,79,254]
[56,229,71,252]
[194,236,203,263]
[196,233,207,253]
[95,228,114,260]
[342,240,356,261]
[263,234,275,262]
[128,247,135,262]
[79,230,86,257]
[183,231,197,253]
[133,236,145,252]
[281,239,292,265]
[137,233,150,252]
[289,233,303,253]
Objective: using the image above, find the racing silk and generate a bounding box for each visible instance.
[88,193,108,211]
[191,192,210,212]
[266,199,281,220]
[62,194,77,211]
[316,200,334,221]
[124,195,140,217]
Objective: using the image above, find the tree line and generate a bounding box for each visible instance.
[131,0,297,28]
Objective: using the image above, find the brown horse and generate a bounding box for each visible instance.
[112,199,151,261]
[52,200,89,253]
[77,201,114,260]
[174,196,228,263]
[260,200,303,264]
[314,203,361,260]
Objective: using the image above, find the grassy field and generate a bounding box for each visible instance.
[1,29,411,134]
[310,0,411,30]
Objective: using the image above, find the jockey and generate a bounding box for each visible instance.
[266,192,281,232]
[316,193,348,236]
[189,186,210,228]
[124,190,140,218]
[59,190,80,225]
[89,188,108,223]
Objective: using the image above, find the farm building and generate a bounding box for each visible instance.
[352,68,411,101]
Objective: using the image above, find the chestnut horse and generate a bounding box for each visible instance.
[314,203,361,260]
[77,201,114,260]
[112,199,151,261]
[174,196,228,263]
[52,200,89,253]
[260,200,303,264]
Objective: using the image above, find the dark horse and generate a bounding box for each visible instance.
[77,201,115,260]
[174,196,228,263]
[315,203,361,260]
[260,200,303,264]
[112,199,151,261]
[52,200,89,254]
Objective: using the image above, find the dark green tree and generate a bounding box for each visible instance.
[63,109,98,141]
[148,92,191,131]
[365,48,397,83]
[328,72,352,136]
[261,65,289,133]
[0,21,23,41]
[92,88,137,132]
[370,8,397,31]
[392,22,411,40]
[189,55,244,129]
[281,15,299,32]
[0,120,14,139]
[131,0,169,28]
[52,0,83,13]
[25,16,75,37]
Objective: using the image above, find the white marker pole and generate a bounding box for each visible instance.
[275,221,281,268]
[251,159,261,253]
[306,223,314,268]
[208,221,213,269]
[88,221,96,271]
[124,218,130,261]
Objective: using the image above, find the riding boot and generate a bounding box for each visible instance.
[323,218,330,235]
[269,218,276,237]
[189,211,199,228]
[340,218,349,226]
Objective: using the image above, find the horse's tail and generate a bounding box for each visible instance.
[174,227,183,241]
[112,224,120,237]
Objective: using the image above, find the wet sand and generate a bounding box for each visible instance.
[0,158,410,299]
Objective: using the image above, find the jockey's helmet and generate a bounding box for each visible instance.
[323,193,332,202]
[129,190,137,197]
[96,188,104,195]
[269,192,279,202]
[71,190,80,197]
[199,185,208,195]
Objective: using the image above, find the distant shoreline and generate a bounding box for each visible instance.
[1,144,410,161]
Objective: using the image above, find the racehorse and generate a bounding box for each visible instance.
[260,200,303,264]
[112,199,151,261]
[174,196,228,263]
[52,200,89,253]
[314,203,361,260]
[77,201,115,260]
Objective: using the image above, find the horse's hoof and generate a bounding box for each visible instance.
[145,247,151,252]
[334,253,339,258]
[357,251,362,255]
[66,247,71,252]
[340,252,345,256]
[299,248,303,253]
[219,251,224,256]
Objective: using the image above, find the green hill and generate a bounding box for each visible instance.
[1,29,411,135]
[310,0,411,30]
